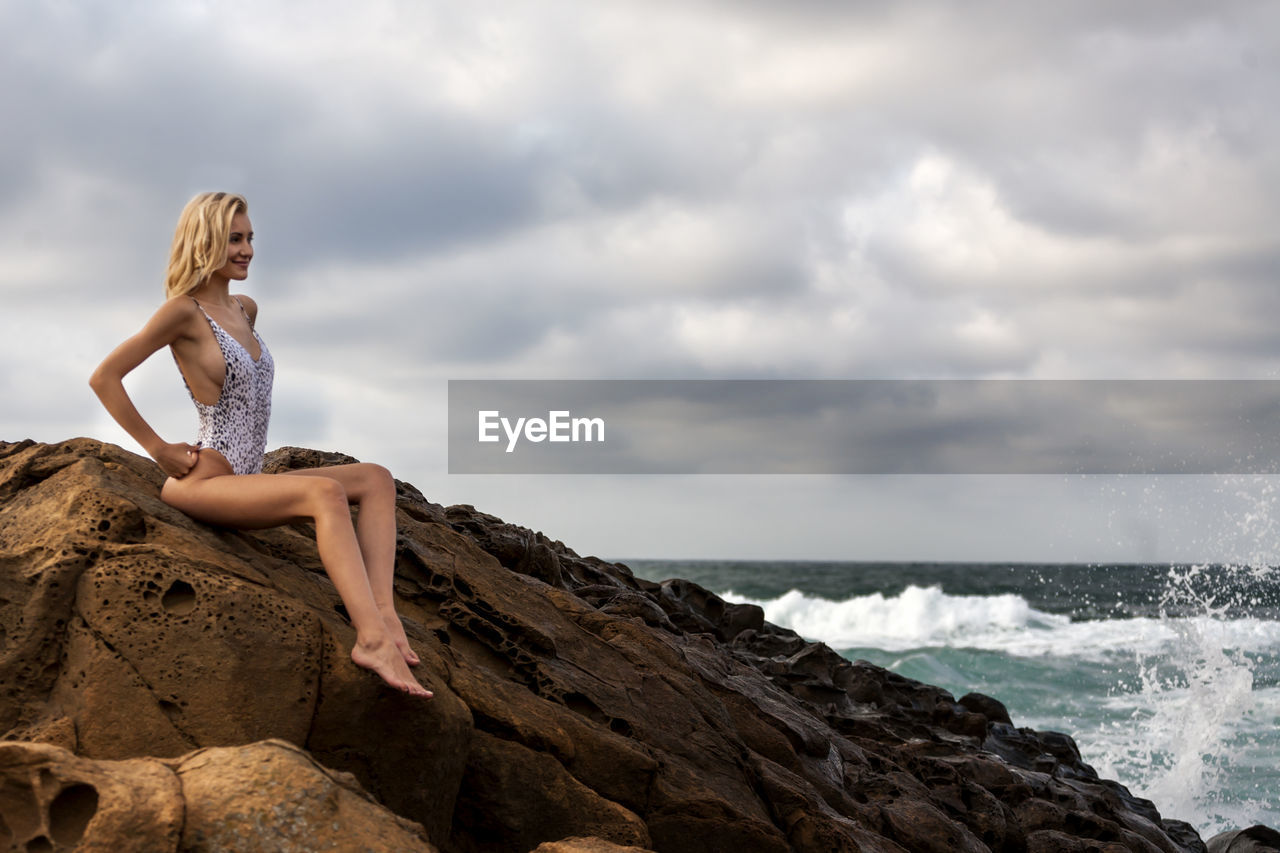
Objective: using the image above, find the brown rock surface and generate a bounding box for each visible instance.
[175,739,436,851]
[0,740,182,852]
[531,839,656,853]
[0,438,1219,852]
[0,738,434,852]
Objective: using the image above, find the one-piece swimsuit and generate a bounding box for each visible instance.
[173,296,274,475]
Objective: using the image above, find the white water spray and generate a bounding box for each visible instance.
[1091,476,1280,835]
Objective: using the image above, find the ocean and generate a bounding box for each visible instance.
[623,558,1280,838]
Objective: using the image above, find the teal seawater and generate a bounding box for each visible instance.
[623,559,1280,837]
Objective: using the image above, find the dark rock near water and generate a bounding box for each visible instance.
[0,437,1265,851]
[960,692,1013,726]
[1207,825,1280,853]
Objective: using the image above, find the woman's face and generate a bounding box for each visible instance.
[215,211,254,281]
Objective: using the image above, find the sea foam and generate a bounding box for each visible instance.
[722,584,1280,660]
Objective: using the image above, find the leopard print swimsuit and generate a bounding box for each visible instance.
[174,296,274,475]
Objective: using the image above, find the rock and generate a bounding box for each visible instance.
[1208,825,1280,852]
[0,439,1216,852]
[0,439,471,844]
[959,692,1013,726]
[530,838,657,853]
[452,731,651,851]
[174,739,436,852]
[0,740,182,852]
[0,738,434,852]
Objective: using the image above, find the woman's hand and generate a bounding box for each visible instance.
[154,442,201,478]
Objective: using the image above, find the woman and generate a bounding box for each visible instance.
[90,191,432,698]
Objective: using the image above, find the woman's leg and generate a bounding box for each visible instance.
[282,463,420,666]
[161,453,432,697]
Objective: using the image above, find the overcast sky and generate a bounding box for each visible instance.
[5,0,1280,565]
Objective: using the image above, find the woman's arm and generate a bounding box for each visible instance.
[89,298,200,478]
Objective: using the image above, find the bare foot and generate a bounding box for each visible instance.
[351,638,433,698]
[379,605,421,667]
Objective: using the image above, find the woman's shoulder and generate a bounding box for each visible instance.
[155,293,203,325]
[233,293,260,322]
[131,294,203,347]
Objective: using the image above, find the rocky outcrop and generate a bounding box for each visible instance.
[0,438,1218,851]
[0,738,435,852]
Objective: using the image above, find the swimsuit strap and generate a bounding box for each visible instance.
[189,296,215,328]
[190,295,254,329]
[232,295,255,329]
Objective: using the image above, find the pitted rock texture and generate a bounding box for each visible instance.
[0,738,435,852]
[0,438,1219,852]
[0,739,181,852]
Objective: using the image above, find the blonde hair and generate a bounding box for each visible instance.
[163,192,249,298]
